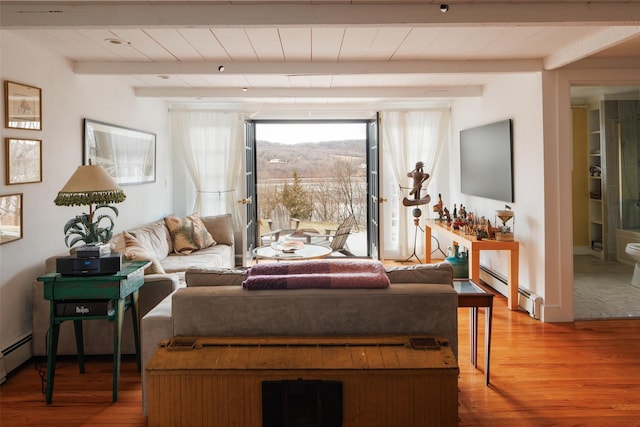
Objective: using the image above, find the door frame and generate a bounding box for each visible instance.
[244,117,380,259]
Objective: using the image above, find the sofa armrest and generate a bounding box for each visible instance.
[138,273,181,315]
[141,293,174,416]
[385,262,453,285]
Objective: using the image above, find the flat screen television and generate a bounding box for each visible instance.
[460,119,514,202]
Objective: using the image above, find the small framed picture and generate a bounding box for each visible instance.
[0,193,23,245]
[5,138,42,185]
[4,80,42,130]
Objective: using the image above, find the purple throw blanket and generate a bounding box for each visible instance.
[243,260,390,290]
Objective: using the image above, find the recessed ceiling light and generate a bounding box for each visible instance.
[158,75,170,80]
[105,38,126,45]
[440,4,449,13]
[242,87,248,92]
[218,65,225,72]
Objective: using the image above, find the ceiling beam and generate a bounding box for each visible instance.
[544,26,640,69]
[2,2,639,29]
[75,59,542,76]
[134,86,483,99]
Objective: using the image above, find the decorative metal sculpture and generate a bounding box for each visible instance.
[402,161,431,207]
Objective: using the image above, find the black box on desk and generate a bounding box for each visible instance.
[56,253,122,276]
[55,299,114,317]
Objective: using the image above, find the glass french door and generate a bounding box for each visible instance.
[367,114,381,259]
[244,117,380,260]
[244,121,257,264]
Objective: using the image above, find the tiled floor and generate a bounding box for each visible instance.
[573,255,640,320]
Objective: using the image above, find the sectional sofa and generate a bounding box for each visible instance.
[140,260,458,414]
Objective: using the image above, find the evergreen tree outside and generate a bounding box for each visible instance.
[281,171,314,220]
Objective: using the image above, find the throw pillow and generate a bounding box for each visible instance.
[122,231,166,275]
[164,215,200,254]
[188,215,216,249]
[199,213,234,246]
[164,215,217,254]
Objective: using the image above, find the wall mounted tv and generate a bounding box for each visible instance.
[460,119,514,202]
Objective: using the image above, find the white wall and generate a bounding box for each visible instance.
[0,31,172,361]
[451,73,547,310]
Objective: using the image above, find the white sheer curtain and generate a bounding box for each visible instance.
[381,110,450,259]
[171,111,244,230]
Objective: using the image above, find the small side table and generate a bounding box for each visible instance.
[38,260,149,403]
[454,279,494,385]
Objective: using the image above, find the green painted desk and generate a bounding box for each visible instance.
[38,260,149,404]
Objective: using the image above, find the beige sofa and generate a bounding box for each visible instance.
[140,261,458,414]
[32,213,235,357]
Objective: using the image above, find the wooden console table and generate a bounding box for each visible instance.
[146,335,458,427]
[425,219,520,310]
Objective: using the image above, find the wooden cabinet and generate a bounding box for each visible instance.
[146,336,459,427]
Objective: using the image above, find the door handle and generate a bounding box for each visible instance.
[379,197,388,203]
[238,197,252,205]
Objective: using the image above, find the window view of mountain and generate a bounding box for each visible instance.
[256,139,366,180]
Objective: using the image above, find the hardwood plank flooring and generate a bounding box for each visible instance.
[2,294,640,426]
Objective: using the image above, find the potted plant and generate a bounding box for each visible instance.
[63,204,120,247]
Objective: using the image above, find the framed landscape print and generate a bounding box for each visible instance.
[4,81,42,130]
[5,138,42,185]
[84,119,156,185]
[0,193,23,245]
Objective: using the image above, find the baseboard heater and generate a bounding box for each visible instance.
[479,266,542,320]
[0,332,33,384]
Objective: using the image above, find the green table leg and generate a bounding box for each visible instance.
[112,298,125,402]
[73,320,85,373]
[130,291,141,372]
[45,322,60,404]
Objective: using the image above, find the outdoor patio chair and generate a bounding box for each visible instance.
[260,204,301,245]
[304,214,356,256]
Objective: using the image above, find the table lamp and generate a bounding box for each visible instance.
[54,163,126,247]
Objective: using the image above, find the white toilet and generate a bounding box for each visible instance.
[624,243,640,286]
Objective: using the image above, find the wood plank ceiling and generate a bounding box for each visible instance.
[1,0,639,107]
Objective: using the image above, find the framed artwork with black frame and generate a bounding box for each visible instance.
[83,119,156,185]
[5,138,42,185]
[4,81,42,130]
[0,193,23,245]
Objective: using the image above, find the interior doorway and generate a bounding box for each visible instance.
[571,85,640,320]
[253,120,370,257]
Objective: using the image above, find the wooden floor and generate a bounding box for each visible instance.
[2,294,640,426]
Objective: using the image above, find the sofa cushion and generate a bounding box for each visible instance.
[129,220,172,260]
[123,231,166,274]
[164,215,212,254]
[160,244,235,273]
[186,267,248,287]
[200,213,234,246]
[385,262,453,285]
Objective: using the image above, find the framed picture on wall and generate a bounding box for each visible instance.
[4,81,42,130]
[83,119,156,185]
[5,138,42,185]
[0,193,23,245]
